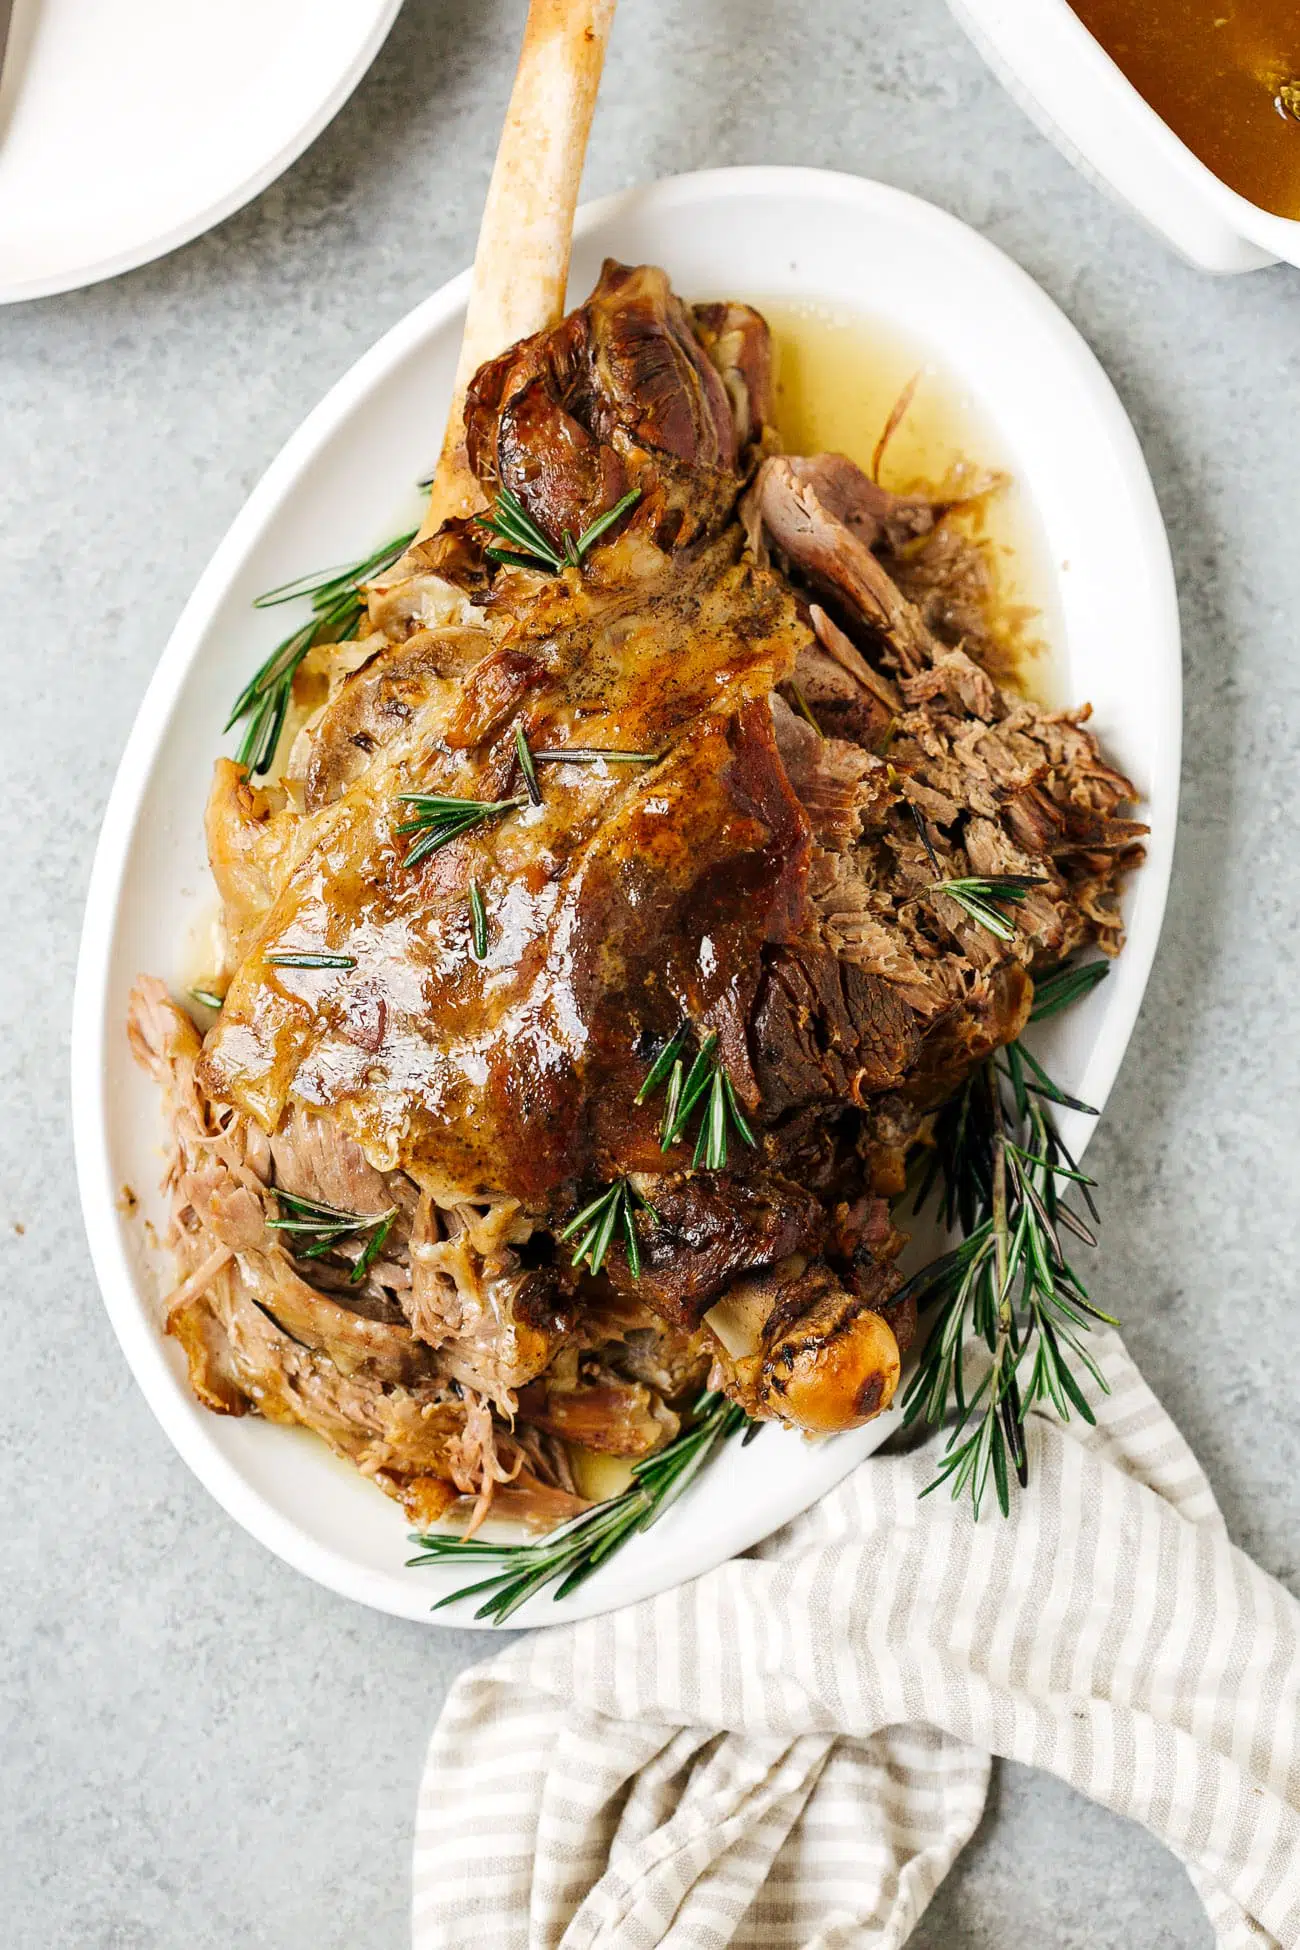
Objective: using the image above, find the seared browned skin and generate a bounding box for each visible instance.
[198,552,813,1198]
[132,259,1144,1507]
[464,262,749,546]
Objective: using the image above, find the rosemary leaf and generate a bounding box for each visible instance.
[1029,957,1110,1021]
[622,1194,642,1279]
[931,874,1048,943]
[1005,1039,1097,1116]
[634,1024,690,1106]
[659,1059,683,1149]
[639,1024,757,1170]
[230,529,417,777]
[477,488,565,573]
[265,952,357,970]
[572,487,643,557]
[514,725,542,806]
[252,531,417,612]
[721,1070,756,1148]
[267,1191,398,1281]
[350,1210,397,1285]
[395,793,526,867]
[469,880,488,961]
[907,800,943,877]
[666,1035,720,1146]
[477,487,641,578]
[532,748,664,766]
[557,1178,654,1278]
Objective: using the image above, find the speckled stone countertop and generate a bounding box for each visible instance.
[3,1,1298,1943]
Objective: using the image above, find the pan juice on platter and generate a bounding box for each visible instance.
[760,297,1061,705]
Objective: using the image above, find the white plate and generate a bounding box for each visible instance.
[0,0,403,304]
[71,168,1181,1627]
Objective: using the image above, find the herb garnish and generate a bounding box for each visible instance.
[532,747,663,766]
[229,529,417,777]
[265,952,357,970]
[1025,957,1109,1021]
[900,959,1114,1517]
[513,724,542,806]
[468,880,488,961]
[408,1390,751,1622]
[559,1178,658,1278]
[268,1191,398,1285]
[637,1025,757,1170]
[394,792,526,867]
[190,985,225,1011]
[635,1022,691,1108]
[477,486,641,575]
[931,874,1047,943]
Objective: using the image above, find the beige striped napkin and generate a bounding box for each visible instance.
[413,1331,1300,1949]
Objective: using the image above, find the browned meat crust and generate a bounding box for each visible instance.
[751,942,921,1117]
[129,261,1143,1528]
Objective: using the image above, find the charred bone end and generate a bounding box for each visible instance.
[704,1257,901,1435]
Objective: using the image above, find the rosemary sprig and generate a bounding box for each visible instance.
[475,488,564,573]
[901,1013,1115,1517]
[190,985,225,1011]
[636,1025,757,1170]
[476,486,641,574]
[265,951,356,970]
[634,1023,690,1105]
[532,747,663,766]
[394,792,526,867]
[513,724,542,806]
[408,1390,749,1622]
[558,1177,658,1278]
[567,487,643,559]
[931,874,1047,943]
[268,1191,397,1285]
[1028,957,1109,1022]
[229,529,417,777]
[468,880,488,960]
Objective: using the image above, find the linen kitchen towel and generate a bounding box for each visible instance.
[414,1330,1300,1949]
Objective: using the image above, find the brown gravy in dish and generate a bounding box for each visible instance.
[1069,0,1300,220]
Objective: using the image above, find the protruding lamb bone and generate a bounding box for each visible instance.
[704,1257,902,1434]
[420,0,617,537]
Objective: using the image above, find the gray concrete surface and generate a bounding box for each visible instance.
[2,0,1296,1942]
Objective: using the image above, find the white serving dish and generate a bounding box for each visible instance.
[948,0,1300,274]
[71,167,1181,1627]
[0,0,403,304]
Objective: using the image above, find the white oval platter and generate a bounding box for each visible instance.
[72,168,1181,1626]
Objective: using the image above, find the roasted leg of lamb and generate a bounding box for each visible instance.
[130,256,1143,1531]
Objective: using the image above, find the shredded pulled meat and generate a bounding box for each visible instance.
[129,259,1143,1531]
